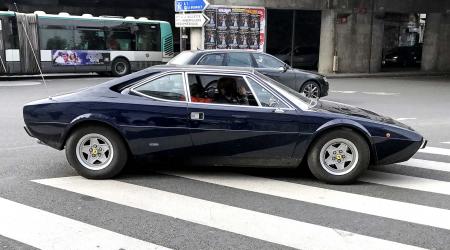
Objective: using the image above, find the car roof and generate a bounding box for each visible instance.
[152,64,256,74]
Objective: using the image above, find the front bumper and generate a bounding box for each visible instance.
[24,125,34,138]
[374,137,425,165]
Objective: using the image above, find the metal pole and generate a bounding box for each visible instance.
[290,10,296,66]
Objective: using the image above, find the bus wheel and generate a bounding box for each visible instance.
[111,58,130,77]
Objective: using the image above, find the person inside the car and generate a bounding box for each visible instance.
[215,77,249,105]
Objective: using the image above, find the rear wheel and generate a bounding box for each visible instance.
[307,129,370,184]
[65,125,128,179]
[111,58,130,77]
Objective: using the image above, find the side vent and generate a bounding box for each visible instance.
[163,35,174,58]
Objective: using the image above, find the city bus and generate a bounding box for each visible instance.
[0,11,174,76]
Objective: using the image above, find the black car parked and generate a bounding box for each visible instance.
[168,50,329,99]
[382,45,422,67]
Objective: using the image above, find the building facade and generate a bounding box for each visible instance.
[2,0,450,74]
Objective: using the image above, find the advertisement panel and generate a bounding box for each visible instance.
[203,5,266,52]
[52,50,111,66]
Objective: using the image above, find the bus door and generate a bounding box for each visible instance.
[134,23,162,69]
[16,13,40,74]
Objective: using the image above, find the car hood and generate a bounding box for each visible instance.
[291,68,324,78]
[311,100,413,130]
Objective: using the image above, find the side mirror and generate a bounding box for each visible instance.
[282,63,289,72]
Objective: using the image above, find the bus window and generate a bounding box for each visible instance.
[107,28,135,51]
[136,24,160,51]
[39,25,74,50]
[3,17,19,49]
[74,28,106,50]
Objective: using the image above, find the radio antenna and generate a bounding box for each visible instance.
[13,2,51,99]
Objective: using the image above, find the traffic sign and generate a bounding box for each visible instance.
[175,0,209,12]
[175,13,209,27]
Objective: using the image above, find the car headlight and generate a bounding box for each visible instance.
[323,77,328,82]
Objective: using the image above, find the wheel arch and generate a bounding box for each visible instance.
[60,114,131,154]
[301,119,378,166]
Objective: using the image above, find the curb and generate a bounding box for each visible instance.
[325,71,450,79]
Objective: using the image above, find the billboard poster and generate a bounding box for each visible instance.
[203,5,266,52]
[52,50,110,66]
[204,9,217,29]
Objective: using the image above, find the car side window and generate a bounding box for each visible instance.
[226,53,253,67]
[247,77,289,108]
[197,53,225,66]
[187,74,258,106]
[133,74,186,101]
[253,53,285,68]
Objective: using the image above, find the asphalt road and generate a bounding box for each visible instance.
[0,75,450,249]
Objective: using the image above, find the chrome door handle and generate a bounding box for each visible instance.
[190,112,204,120]
[273,108,285,114]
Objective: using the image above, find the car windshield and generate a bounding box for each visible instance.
[167,51,195,65]
[254,71,314,109]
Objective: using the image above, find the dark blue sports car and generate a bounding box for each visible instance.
[23,65,426,184]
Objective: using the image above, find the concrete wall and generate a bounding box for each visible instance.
[437,14,450,71]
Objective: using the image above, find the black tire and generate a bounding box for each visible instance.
[65,125,128,179]
[111,58,130,77]
[300,80,321,99]
[307,129,370,184]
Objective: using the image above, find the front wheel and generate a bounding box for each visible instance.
[300,81,320,99]
[65,126,128,179]
[307,129,370,184]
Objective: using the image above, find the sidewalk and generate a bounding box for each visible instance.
[325,71,450,79]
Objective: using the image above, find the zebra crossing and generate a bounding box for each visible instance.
[1,147,450,249]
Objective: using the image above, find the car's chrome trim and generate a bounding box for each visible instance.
[130,71,188,104]
[184,71,295,111]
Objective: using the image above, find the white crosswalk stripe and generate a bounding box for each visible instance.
[0,197,170,250]
[33,176,424,250]
[361,170,450,195]
[419,146,450,156]
[159,171,450,230]
[396,158,450,172]
[4,146,450,249]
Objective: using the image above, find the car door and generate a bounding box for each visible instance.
[251,53,299,91]
[127,72,192,156]
[186,72,301,166]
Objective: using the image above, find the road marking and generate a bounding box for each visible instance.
[331,90,357,94]
[34,176,424,250]
[362,92,400,96]
[0,81,42,87]
[395,158,450,173]
[441,142,450,144]
[395,118,416,121]
[361,171,450,196]
[419,146,450,156]
[158,171,450,231]
[361,92,399,96]
[0,197,169,250]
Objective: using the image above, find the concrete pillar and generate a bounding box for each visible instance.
[369,15,384,73]
[437,14,450,71]
[190,28,203,50]
[421,13,441,71]
[318,9,336,74]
